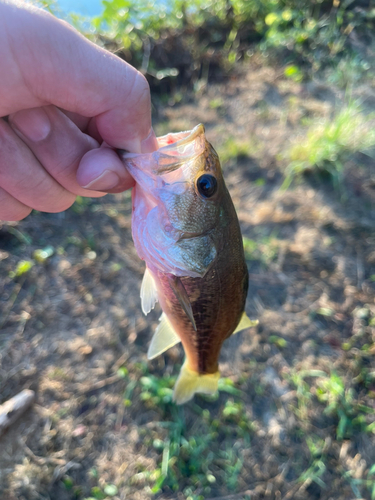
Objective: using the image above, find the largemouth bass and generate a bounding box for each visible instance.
[120,124,255,404]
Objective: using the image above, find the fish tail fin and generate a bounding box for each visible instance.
[173,362,220,405]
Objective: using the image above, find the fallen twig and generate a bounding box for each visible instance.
[0,389,35,435]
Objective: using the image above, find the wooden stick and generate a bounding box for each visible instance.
[0,389,35,435]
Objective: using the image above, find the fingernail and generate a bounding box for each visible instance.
[141,127,159,153]
[10,107,51,142]
[83,170,120,191]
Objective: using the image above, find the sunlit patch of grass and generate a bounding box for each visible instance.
[283,102,375,189]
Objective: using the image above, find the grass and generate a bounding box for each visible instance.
[217,136,254,166]
[118,370,255,497]
[283,101,375,189]
[242,234,280,268]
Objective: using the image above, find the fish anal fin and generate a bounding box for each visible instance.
[141,267,158,315]
[168,275,197,331]
[147,313,181,360]
[173,362,220,405]
[233,312,258,334]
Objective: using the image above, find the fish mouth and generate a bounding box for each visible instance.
[157,123,205,149]
[118,124,207,175]
[155,123,206,175]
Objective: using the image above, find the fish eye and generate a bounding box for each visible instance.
[196,174,217,198]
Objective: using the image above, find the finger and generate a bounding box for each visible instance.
[0,187,32,221]
[0,119,76,212]
[59,112,102,144]
[61,110,90,132]
[77,146,135,193]
[1,3,158,153]
[9,106,105,197]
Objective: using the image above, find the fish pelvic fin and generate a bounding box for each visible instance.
[173,362,220,405]
[233,311,259,334]
[148,313,181,360]
[141,267,158,315]
[168,275,197,331]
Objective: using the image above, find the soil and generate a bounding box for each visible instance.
[1,59,375,500]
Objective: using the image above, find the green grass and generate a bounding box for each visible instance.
[217,136,253,166]
[316,372,374,440]
[283,102,375,189]
[123,370,253,497]
[242,234,280,268]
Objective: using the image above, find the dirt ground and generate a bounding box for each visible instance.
[1,60,375,500]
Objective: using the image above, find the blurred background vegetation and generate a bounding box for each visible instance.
[1,1,375,500]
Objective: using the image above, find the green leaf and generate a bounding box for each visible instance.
[103,484,118,496]
[9,260,34,278]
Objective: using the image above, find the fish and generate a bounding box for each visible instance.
[120,124,256,404]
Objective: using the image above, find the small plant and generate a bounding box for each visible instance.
[139,373,175,414]
[287,369,326,421]
[133,369,252,496]
[283,102,375,189]
[316,372,374,440]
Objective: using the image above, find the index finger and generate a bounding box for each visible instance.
[0,2,158,153]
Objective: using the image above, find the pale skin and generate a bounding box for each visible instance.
[0,0,158,221]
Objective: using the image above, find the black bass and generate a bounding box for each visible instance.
[120,124,255,404]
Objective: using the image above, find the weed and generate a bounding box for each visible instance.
[131,368,253,496]
[139,373,176,415]
[298,458,326,490]
[287,369,326,421]
[283,102,375,189]
[315,371,374,440]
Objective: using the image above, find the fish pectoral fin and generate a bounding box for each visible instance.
[168,275,197,331]
[233,312,259,334]
[141,267,158,315]
[173,362,220,405]
[147,313,181,360]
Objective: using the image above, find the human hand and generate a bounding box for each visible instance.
[0,1,158,221]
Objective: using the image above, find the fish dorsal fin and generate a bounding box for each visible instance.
[173,361,220,405]
[168,275,197,331]
[233,312,259,334]
[141,267,158,315]
[147,313,181,360]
